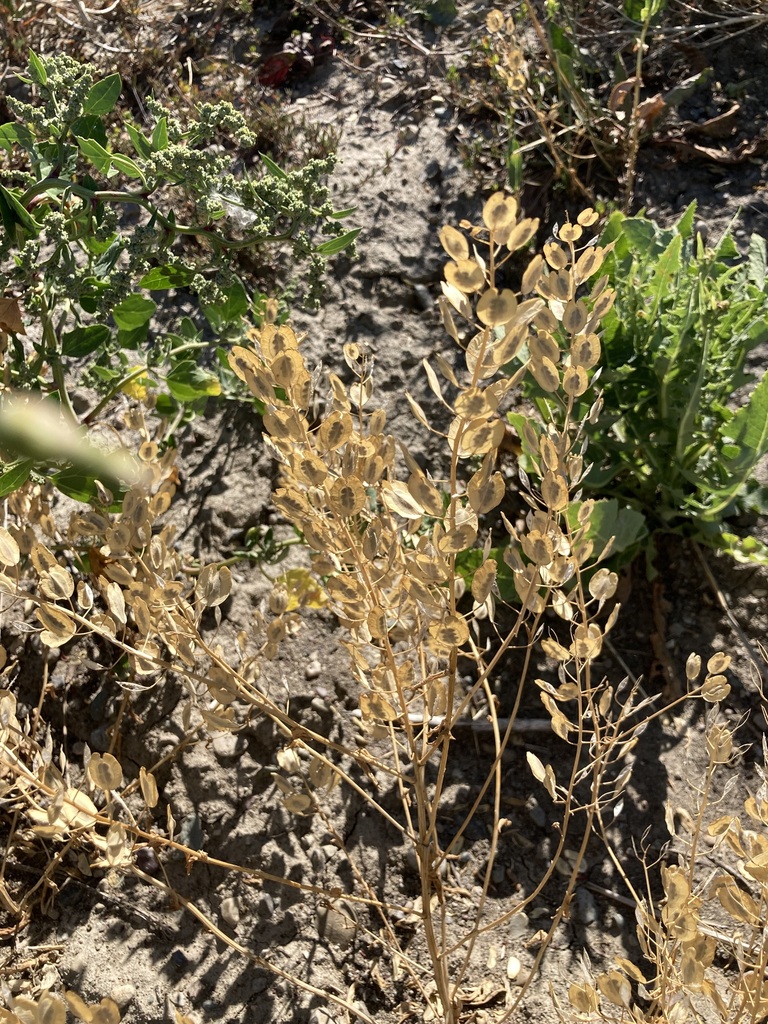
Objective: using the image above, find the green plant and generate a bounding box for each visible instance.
[516,202,768,566]
[0,51,357,500]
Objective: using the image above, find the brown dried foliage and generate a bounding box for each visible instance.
[0,200,764,1024]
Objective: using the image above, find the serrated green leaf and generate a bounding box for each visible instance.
[721,371,768,472]
[675,200,697,239]
[83,73,121,116]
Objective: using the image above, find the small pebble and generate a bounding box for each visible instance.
[110,983,136,1009]
[220,897,240,929]
[507,956,521,981]
[414,284,432,310]
[527,798,547,829]
[310,696,329,715]
[170,950,189,971]
[256,893,274,918]
[305,660,322,680]
[574,886,599,926]
[212,732,243,759]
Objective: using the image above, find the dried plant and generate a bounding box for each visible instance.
[0,199,763,1023]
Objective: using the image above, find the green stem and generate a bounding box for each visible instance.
[38,294,79,425]
[20,178,297,251]
[82,364,149,425]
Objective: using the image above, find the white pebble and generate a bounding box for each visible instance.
[220,897,240,929]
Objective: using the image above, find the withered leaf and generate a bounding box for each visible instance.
[445,259,486,294]
[88,752,123,791]
[477,287,518,327]
[439,224,470,261]
[360,690,399,722]
[36,603,76,647]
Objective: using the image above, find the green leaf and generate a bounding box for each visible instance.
[0,183,37,235]
[200,277,248,332]
[720,370,768,473]
[126,123,153,160]
[61,324,111,358]
[109,152,145,182]
[0,123,35,151]
[139,265,194,290]
[713,532,768,566]
[112,294,156,331]
[76,136,113,175]
[50,468,124,509]
[315,228,361,255]
[165,360,222,403]
[152,117,168,151]
[648,232,682,312]
[424,0,457,25]
[675,200,697,240]
[566,499,648,563]
[28,50,48,86]
[69,115,108,148]
[506,135,523,193]
[83,73,121,116]
[0,459,34,497]
[259,152,289,180]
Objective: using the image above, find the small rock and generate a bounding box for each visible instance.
[305,660,322,681]
[527,797,547,829]
[212,732,243,759]
[507,956,521,981]
[256,893,274,918]
[414,284,432,310]
[220,897,240,929]
[574,886,599,926]
[170,950,189,971]
[310,696,329,715]
[67,953,88,979]
[110,984,136,1009]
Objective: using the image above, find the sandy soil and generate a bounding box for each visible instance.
[2,3,768,1023]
